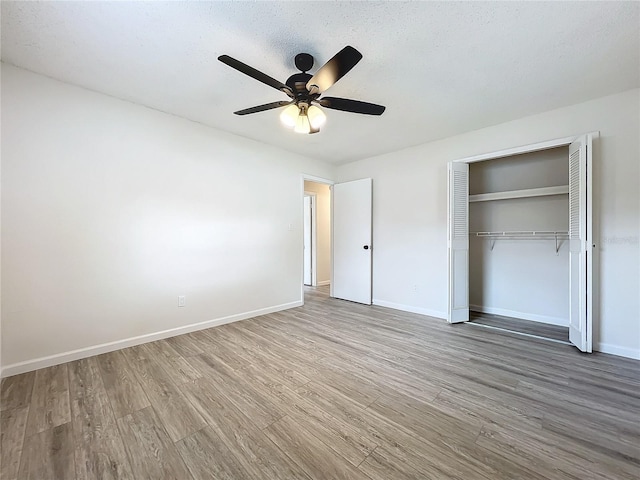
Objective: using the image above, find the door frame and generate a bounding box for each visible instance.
[448,132,599,351]
[301,174,334,304]
[303,192,317,287]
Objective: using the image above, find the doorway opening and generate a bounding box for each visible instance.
[302,178,332,291]
[301,174,374,306]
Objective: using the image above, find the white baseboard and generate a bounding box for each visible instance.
[316,280,330,286]
[5,299,636,377]
[0,300,302,378]
[595,342,640,360]
[470,304,567,327]
[372,299,446,320]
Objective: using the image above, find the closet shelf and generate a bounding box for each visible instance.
[471,231,569,254]
[468,185,569,203]
[471,231,569,237]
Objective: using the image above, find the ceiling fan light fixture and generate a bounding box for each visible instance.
[219,46,384,135]
[307,105,326,129]
[294,111,311,134]
[280,104,299,127]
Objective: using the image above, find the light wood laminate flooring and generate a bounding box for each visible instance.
[2,286,639,479]
[469,310,570,343]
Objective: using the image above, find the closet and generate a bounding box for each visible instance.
[447,134,595,352]
[468,147,570,341]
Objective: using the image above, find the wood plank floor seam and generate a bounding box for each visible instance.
[356,445,378,468]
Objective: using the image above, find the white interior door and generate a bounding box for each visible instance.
[568,136,593,352]
[331,178,372,304]
[303,195,312,286]
[448,162,469,323]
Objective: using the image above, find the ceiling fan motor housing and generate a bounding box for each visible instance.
[285,72,317,101]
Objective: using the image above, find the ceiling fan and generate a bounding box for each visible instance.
[218,46,385,134]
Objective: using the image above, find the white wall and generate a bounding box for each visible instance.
[469,148,569,326]
[0,61,3,375]
[304,181,331,286]
[1,65,335,375]
[337,89,640,359]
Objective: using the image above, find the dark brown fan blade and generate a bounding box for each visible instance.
[318,97,385,115]
[234,101,293,116]
[219,55,294,98]
[306,46,363,94]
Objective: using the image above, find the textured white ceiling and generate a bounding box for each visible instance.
[2,1,639,164]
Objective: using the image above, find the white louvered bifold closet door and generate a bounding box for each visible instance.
[448,162,470,323]
[568,136,592,352]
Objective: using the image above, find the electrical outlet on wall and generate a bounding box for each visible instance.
[178,295,186,307]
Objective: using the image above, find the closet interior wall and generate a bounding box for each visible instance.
[469,147,570,326]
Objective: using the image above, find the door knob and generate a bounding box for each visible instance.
[363,245,369,250]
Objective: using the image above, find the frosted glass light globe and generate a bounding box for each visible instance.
[307,105,326,129]
[294,114,311,134]
[280,104,299,127]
